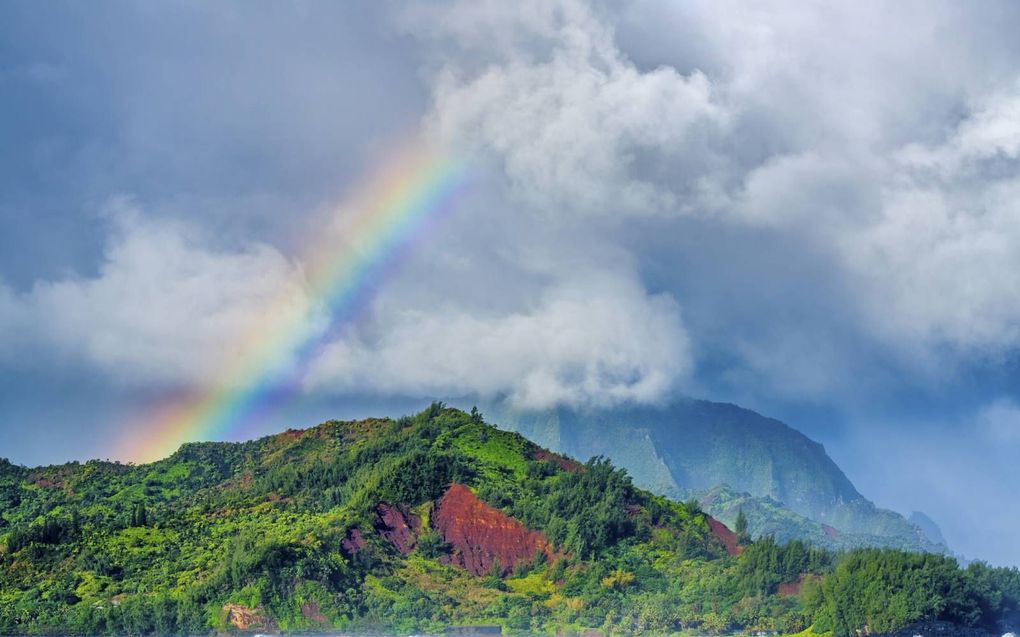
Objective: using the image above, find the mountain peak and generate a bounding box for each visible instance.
[479,396,944,553]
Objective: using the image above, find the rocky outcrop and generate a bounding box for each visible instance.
[222,603,276,631]
[340,527,366,557]
[374,503,420,555]
[434,483,553,576]
[706,515,743,556]
[341,504,422,557]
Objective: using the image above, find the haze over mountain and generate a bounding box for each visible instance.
[2,0,1020,569]
[480,398,946,553]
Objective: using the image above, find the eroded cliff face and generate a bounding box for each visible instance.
[375,503,421,555]
[340,485,554,577]
[341,504,421,557]
[434,483,554,576]
[706,515,743,556]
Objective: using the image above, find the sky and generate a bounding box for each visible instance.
[1,0,1019,566]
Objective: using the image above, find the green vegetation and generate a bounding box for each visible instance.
[485,399,946,552]
[735,508,751,544]
[0,404,1017,635]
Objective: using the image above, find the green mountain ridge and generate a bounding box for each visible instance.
[479,398,945,553]
[1,405,1015,636]
[695,485,942,554]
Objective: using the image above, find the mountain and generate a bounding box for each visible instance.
[481,398,944,552]
[909,511,948,547]
[2,405,1015,636]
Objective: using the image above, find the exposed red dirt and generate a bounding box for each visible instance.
[822,523,840,539]
[28,472,66,489]
[706,515,743,555]
[533,449,582,472]
[341,528,366,557]
[434,483,554,576]
[375,503,421,555]
[222,604,276,631]
[777,581,802,597]
[301,601,328,624]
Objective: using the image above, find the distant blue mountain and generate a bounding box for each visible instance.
[478,397,946,553]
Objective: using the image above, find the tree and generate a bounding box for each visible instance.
[416,531,451,559]
[132,502,148,527]
[735,509,751,544]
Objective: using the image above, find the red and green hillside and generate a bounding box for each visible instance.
[1,404,1017,636]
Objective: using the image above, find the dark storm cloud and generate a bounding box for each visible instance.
[0,1,427,285]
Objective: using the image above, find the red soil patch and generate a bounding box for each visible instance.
[434,483,554,576]
[374,503,421,555]
[822,523,840,539]
[301,601,328,624]
[341,528,366,557]
[222,604,276,631]
[777,580,801,597]
[533,449,582,472]
[28,472,63,489]
[706,515,743,556]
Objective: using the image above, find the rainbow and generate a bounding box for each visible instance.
[120,142,468,462]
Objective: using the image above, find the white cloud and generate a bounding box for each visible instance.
[0,196,692,407]
[411,0,727,217]
[402,0,1020,372]
[600,2,1020,368]
[955,88,1020,162]
[9,0,1020,411]
[2,199,315,387]
[978,398,1020,444]
[833,93,1020,355]
[306,271,690,408]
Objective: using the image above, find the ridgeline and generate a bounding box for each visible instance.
[1,404,1017,635]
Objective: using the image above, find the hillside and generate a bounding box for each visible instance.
[696,485,947,553]
[482,399,943,552]
[1,405,1016,636]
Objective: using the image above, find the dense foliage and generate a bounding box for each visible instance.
[805,550,1020,636]
[1,405,1017,636]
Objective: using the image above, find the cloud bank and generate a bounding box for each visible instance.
[408,0,1020,389]
[0,200,313,386]
[307,272,689,407]
[7,0,1020,407]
